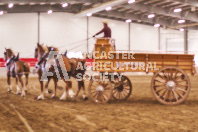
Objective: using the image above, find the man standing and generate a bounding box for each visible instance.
[93,20,111,38]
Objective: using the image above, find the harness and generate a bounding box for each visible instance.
[7,62,29,77]
[36,52,86,79]
[35,53,49,69]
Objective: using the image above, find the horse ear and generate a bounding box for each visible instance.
[5,48,7,50]
[64,50,67,56]
[16,53,19,59]
[37,43,40,47]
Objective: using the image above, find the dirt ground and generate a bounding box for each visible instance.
[0,75,198,132]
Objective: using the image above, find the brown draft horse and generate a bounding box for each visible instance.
[34,43,87,100]
[34,43,58,100]
[55,52,87,100]
[4,48,30,96]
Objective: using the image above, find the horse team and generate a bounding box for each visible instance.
[4,43,88,101]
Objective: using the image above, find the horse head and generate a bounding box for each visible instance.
[35,43,49,60]
[4,48,15,61]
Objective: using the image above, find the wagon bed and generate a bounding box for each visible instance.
[88,38,196,105]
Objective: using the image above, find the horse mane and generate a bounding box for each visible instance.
[37,44,48,53]
[48,46,59,52]
[6,48,15,57]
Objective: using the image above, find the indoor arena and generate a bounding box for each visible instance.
[0,0,198,132]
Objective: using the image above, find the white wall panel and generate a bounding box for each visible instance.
[0,13,38,57]
[40,13,87,53]
[130,23,158,52]
[89,17,129,51]
[160,28,184,52]
[188,30,198,53]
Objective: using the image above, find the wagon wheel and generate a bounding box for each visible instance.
[111,75,132,101]
[151,66,190,105]
[88,76,112,103]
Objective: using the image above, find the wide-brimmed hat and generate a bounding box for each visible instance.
[102,20,109,24]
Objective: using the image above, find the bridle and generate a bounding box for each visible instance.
[35,52,49,69]
[4,51,7,61]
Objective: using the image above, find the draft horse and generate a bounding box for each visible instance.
[4,48,30,96]
[34,43,59,100]
[34,43,87,100]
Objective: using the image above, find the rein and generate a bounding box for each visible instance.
[35,53,49,69]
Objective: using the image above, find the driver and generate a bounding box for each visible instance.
[93,20,111,38]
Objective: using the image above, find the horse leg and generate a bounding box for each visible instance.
[81,81,88,100]
[60,81,72,100]
[75,81,82,98]
[24,74,29,92]
[7,72,12,93]
[45,77,51,94]
[37,71,44,100]
[51,78,57,98]
[67,81,75,99]
[18,75,25,96]
[15,77,20,94]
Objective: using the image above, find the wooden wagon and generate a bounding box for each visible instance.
[88,38,196,105]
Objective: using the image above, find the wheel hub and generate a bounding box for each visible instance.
[166,81,176,90]
[116,84,124,92]
[96,85,104,92]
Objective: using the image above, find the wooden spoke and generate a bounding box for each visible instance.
[153,84,166,87]
[102,93,108,101]
[151,67,190,105]
[165,90,171,101]
[163,70,169,81]
[173,71,179,80]
[90,91,98,95]
[170,68,174,80]
[157,73,167,80]
[113,90,119,97]
[175,89,184,98]
[154,78,166,83]
[177,84,188,87]
[155,87,166,93]
[94,92,99,100]
[121,90,127,97]
[160,89,168,98]
[176,87,187,93]
[172,90,179,102]
[175,80,187,84]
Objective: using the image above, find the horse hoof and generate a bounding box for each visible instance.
[48,90,52,94]
[70,95,75,99]
[51,94,56,99]
[37,95,44,100]
[59,97,66,101]
[7,90,12,93]
[16,92,21,95]
[37,97,44,100]
[21,94,25,97]
[45,90,52,94]
[84,97,88,101]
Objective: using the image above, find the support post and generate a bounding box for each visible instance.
[158,28,161,51]
[184,29,188,53]
[128,23,131,51]
[87,16,89,53]
[38,12,40,44]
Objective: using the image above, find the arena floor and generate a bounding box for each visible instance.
[0,75,198,132]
